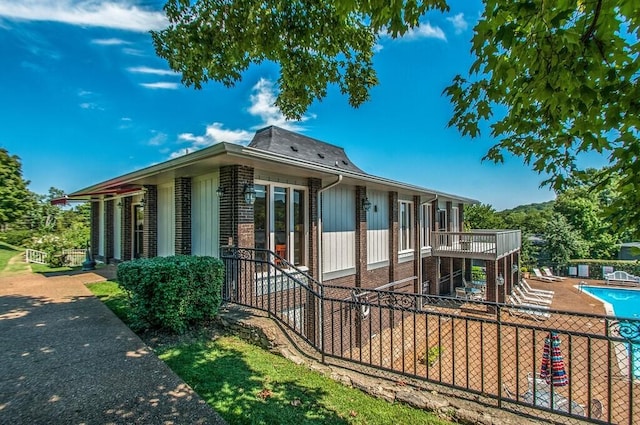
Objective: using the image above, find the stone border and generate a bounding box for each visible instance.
[215,305,548,425]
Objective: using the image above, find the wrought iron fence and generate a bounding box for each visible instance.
[221,247,639,424]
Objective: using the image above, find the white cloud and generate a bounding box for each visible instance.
[127,66,178,76]
[91,37,130,46]
[0,0,167,32]
[447,13,468,35]
[140,82,179,90]
[167,77,315,158]
[248,78,312,131]
[403,22,446,41]
[148,132,167,146]
[122,47,145,56]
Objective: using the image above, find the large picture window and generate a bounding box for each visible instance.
[399,200,413,252]
[254,181,307,267]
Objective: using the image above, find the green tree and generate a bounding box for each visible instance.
[541,214,588,267]
[464,203,505,230]
[0,148,33,228]
[445,0,640,235]
[151,0,448,119]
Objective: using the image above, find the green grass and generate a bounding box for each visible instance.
[157,336,452,425]
[86,281,131,323]
[87,282,452,425]
[0,241,26,275]
[30,263,78,274]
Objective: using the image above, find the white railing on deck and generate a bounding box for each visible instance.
[431,230,521,260]
[25,249,47,265]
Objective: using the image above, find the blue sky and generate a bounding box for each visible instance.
[0,1,607,210]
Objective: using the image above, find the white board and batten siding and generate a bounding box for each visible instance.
[157,183,176,257]
[322,186,355,279]
[366,189,389,269]
[192,172,220,258]
[113,202,122,260]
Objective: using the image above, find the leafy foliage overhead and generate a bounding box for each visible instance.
[445,0,640,234]
[152,0,448,119]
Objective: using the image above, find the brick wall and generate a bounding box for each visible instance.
[219,165,255,248]
[122,197,132,260]
[90,200,99,257]
[175,177,192,255]
[308,178,321,280]
[143,185,158,258]
[105,198,114,262]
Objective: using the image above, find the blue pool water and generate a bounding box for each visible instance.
[581,286,640,379]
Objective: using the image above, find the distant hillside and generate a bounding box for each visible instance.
[498,200,555,214]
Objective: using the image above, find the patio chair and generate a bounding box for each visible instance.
[521,279,554,297]
[532,268,558,282]
[542,267,567,280]
[514,286,552,305]
[507,295,551,321]
[455,287,468,299]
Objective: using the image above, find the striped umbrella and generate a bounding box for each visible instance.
[539,331,569,387]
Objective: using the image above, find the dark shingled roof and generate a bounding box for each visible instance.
[248,126,365,173]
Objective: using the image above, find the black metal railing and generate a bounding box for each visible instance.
[220,247,639,424]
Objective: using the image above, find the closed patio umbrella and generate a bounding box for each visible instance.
[540,331,568,387]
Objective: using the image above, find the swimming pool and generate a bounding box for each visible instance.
[581,286,640,379]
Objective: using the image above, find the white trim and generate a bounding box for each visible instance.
[367,260,389,270]
[323,267,356,281]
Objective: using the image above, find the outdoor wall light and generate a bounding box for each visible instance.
[140,197,146,207]
[362,197,372,212]
[216,186,225,198]
[511,264,519,274]
[243,184,257,205]
[117,201,122,209]
[497,273,505,286]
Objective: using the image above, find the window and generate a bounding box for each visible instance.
[421,203,431,248]
[438,208,447,231]
[253,181,307,267]
[399,200,413,252]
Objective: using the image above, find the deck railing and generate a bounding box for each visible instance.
[221,246,639,425]
[432,229,521,260]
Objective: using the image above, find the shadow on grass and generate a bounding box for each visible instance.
[159,339,349,425]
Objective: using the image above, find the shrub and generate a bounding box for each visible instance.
[418,346,442,366]
[565,259,640,280]
[0,229,35,247]
[117,255,224,334]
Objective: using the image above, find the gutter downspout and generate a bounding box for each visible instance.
[316,174,342,363]
[419,194,438,306]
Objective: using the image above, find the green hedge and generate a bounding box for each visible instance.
[0,229,35,247]
[565,259,640,279]
[117,255,224,334]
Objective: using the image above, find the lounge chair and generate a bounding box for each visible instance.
[532,268,559,282]
[542,266,567,280]
[507,295,551,321]
[514,286,552,305]
[521,279,554,297]
[512,293,551,309]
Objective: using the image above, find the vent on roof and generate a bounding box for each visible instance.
[342,160,348,166]
[291,145,298,152]
[317,153,325,159]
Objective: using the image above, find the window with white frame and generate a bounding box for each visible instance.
[399,200,413,252]
[421,203,431,248]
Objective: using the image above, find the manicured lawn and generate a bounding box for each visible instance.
[86,281,130,323]
[87,282,451,425]
[0,241,26,274]
[157,336,451,425]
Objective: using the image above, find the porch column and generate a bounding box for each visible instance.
[413,195,420,294]
[175,177,192,255]
[105,198,114,262]
[308,178,321,281]
[446,201,452,231]
[219,165,255,248]
[485,260,498,303]
[143,185,158,258]
[90,200,99,258]
[425,256,439,295]
[497,257,507,304]
[458,203,465,231]
[122,197,132,260]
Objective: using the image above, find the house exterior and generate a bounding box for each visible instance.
[64,126,520,303]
